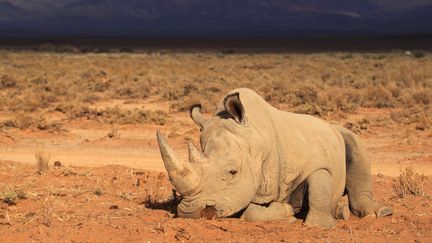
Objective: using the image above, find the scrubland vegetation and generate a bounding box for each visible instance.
[393,167,427,198]
[0,51,430,132]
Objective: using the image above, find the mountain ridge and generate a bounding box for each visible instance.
[0,0,431,37]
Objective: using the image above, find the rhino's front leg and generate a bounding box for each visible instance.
[243,202,296,222]
[305,169,336,228]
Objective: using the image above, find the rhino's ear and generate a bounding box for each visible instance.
[190,104,208,130]
[224,92,245,124]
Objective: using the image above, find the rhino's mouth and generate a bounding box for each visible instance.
[177,197,236,219]
[177,196,248,219]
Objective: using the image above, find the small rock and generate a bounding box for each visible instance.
[135,178,141,187]
[109,205,119,210]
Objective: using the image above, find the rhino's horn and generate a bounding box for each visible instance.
[188,142,208,164]
[156,131,200,195]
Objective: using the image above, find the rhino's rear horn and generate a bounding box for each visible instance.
[188,142,208,164]
[190,104,208,130]
[156,131,200,195]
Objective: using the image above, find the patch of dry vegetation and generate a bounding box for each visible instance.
[35,151,50,175]
[0,113,64,132]
[107,124,120,138]
[67,106,167,125]
[344,118,370,134]
[393,167,427,198]
[0,188,26,205]
[390,107,432,130]
[0,51,430,128]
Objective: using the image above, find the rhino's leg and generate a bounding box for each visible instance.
[304,169,336,228]
[336,126,393,218]
[243,202,296,222]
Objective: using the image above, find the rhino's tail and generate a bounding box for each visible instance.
[335,126,393,218]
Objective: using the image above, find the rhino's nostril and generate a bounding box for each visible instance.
[200,206,217,219]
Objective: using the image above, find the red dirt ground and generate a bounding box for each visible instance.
[1,106,431,242]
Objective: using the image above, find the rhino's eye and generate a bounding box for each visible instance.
[224,167,239,184]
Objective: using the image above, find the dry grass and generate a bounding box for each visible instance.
[0,51,430,127]
[1,113,64,131]
[67,106,168,125]
[93,188,103,196]
[1,188,26,205]
[0,74,17,88]
[390,107,432,130]
[35,151,51,175]
[393,167,427,198]
[107,124,120,139]
[344,118,369,134]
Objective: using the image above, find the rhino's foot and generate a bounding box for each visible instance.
[363,205,393,218]
[376,206,393,217]
[305,210,336,228]
[335,196,350,220]
[335,203,350,220]
[350,198,393,218]
[243,202,296,222]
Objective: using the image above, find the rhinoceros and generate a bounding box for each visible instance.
[156,88,392,228]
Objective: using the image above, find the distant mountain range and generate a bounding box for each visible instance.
[0,0,431,37]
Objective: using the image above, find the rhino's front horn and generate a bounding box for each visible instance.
[156,131,200,195]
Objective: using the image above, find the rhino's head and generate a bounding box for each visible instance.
[157,93,265,219]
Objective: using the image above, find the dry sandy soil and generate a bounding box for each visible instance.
[0,50,431,242]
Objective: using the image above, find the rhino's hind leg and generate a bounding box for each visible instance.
[243,202,296,222]
[336,126,393,218]
[305,169,336,228]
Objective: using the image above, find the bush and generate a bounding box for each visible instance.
[1,114,63,131]
[67,106,168,125]
[0,75,17,88]
[119,47,134,53]
[56,44,79,53]
[413,51,425,58]
[344,118,369,134]
[341,54,354,59]
[363,86,396,108]
[1,188,26,205]
[37,43,56,52]
[94,188,103,196]
[35,151,50,175]
[412,90,430,105]
[390,107,431,130]
[393,167,426,198]
[36,43,79,53]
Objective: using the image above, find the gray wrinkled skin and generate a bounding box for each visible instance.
[156,88,392,228]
